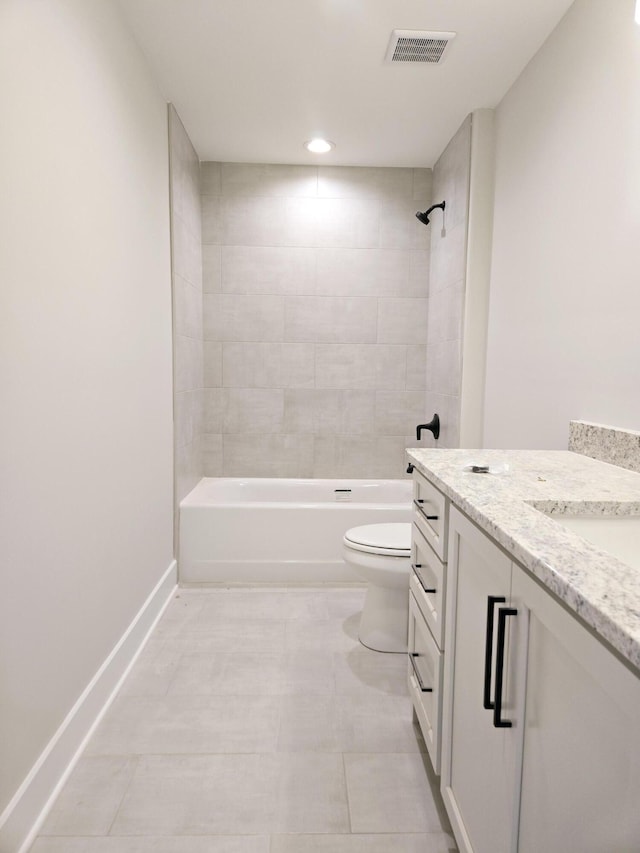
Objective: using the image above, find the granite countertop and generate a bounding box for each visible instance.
[405,448,640,674]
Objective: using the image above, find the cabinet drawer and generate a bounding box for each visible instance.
[413,470,448,561]
[408,591,443,774]
[411,522,446,650]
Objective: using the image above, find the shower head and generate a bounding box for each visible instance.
[416,200,446,225]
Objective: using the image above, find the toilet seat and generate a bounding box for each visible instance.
[342,522,412,653]
[343,522,411,557]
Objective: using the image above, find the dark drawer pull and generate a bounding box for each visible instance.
[413,499,438,520]
[411,564,436,594]
[483,595,506,710]
[494,607,518,728]
[409,652,433,693]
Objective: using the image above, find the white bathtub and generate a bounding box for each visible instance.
[179,477,412,583]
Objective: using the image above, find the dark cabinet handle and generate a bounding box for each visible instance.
[409,652,433,693]
[411,564,436,594]
[483,596,506,710]
[493,607,518,728]
[413,499,438,520]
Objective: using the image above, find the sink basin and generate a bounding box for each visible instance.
[546,514,640,572]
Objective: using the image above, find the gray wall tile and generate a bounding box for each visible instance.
[312,436,377,478]
[223,342,282,388]
[377,299,429,344]
[426,117,471,448]
[223,435,314,477]
[222,196,288,247]
[222,246,316,295]
[413,168,433,202]
[315,249,422,298]
[425,340,461,398]
[375,391,426,436]
[175,389,204,449]
[175,335,203,394]
[174,274,202,339]
[285,297,377,343]
[204,388,224,433]
[423,392,460,449]
[169,106,203,512]
[429,223,466,294]
[427,283,464,345]
[200,162,221,196]
[312,435,410,479]
[313,198,380,248]
[203,433,223,476]
[173,211,202,289]
[317,166,414,199]
[222,388,285,434]
[405,346,427,391]
[409,250,430,297]
[200,161,435,477]
[280,343,316,389]
[175,439,203,503]
[315,344,376,390]
[221,163,318,198]
[375,345,408,391]
[202,245,221,293]
[204,294,285,342]
[283,389,317,434]
[221,342,314,389]
[201,195,223,244]
[380,199,433,251]
[203,342,222,387]
[284,390,375,436]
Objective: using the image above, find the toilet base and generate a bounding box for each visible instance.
[358,582,409,653]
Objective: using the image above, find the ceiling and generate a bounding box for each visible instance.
[117,0,574,168]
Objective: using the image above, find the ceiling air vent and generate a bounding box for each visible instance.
[385,29,456,64]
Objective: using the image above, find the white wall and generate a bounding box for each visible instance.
[483,0,640,449]
[0,0,173,823]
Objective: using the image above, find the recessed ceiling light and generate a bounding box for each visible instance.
[304,138,335,154]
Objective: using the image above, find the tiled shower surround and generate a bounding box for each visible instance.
[169,107,204,505]
[200,163,434,478]
[425,117,471,449]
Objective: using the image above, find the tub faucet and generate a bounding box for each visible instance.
[416,414,440,441]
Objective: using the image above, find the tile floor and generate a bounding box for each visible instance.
[31,586,457,852]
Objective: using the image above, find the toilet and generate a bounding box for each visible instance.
[342,522,411,653]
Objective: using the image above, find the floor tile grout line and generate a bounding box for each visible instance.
[35,589,450,849]
[104,754,139,838]
[342,752,353,835]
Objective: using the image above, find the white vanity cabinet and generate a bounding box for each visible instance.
[441,505,640,853]
[513,563,640,852]
[440,506,524,853]
[408,469,449,773]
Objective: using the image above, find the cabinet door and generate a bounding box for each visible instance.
[513,565,640,853]
[441,507,525,853]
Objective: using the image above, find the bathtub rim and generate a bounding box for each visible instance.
[180,476,413,508]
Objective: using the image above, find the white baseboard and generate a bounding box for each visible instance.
[0,560,177,853]
[181,559,360,584]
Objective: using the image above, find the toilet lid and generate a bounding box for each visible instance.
[343,523,411,556]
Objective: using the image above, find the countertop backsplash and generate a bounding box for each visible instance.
[569,420,640,474]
